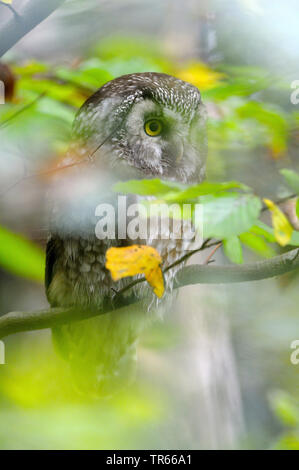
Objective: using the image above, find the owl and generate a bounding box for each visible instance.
[45,73,207,396]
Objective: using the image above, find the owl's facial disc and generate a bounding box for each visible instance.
[122,98,205,183]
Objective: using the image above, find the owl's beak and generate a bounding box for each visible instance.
[168,136,184,163]
[176,140,184,162]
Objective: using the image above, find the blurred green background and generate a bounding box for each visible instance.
[0,0,298,450]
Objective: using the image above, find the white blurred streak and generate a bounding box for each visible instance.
[140,252,245,449]
[176,283,245,449]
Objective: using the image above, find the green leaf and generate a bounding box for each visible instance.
[270,391,299,428]
[200,193,262,239]
[239,232,275,258]
[55,61,113,91]
[273,433,299,451]
[223,236,243,264]
[251,222,276,243]
[163,181,249,202]
[0,226,45,282]
[19,77,84,108]
[113,178,248,199]
[280,169,299,194]
[113,179,184,196]
[289,230,299,246]
[35,97,75,125]
[296,199,299,219]
[203,70,270,101]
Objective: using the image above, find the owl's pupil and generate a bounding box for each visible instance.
[149,121,159,132]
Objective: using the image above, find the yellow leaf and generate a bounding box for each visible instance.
[1,1,13,4]
[176,62,224,90]
[263,198,293,246]
[105,245,164,298]
[145,266,164,298]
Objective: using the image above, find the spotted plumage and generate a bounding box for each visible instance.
[46,73,207,396]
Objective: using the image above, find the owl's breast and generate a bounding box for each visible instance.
[47,194,197,313]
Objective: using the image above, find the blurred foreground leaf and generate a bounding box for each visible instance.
[270,391,299,450]
[272,433,299,450]
[0,225,45,282]
[114,178,183,197]
[280,169,299,194]
[270,391,299,428]
[114,178,248,200]
[0,333,166,449]
[236,102,288,157]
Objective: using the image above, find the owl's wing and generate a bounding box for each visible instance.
[45,237,63,306]
[45,237,56,297]
[45,238,55,288]
[45,233,149,397]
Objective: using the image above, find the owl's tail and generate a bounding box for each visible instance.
[52,305,148,397]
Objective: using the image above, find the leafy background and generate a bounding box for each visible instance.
[0,0,298,449]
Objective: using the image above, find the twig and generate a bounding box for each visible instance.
[0,92,46,130]
[204,242,222,264]
[0,2,21,18]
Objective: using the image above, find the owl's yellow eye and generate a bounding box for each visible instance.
[144,119,162,137]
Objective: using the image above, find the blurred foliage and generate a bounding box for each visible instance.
[176,62,225,91]
[0,34,298,274]
[0,225,45,282]
[280,169,299,194]
[0,333,166,449]
[1,35,296,166]
[0,30,298,450]
[270,391,299,450]
[223,236,243,264]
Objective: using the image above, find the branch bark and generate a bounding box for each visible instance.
[0,0,66,57]
[1,247,299,340]
[174,247,299,286]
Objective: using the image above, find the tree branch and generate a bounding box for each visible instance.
[174,247,299,287]
[1,247,299,340]
[0,304,127,340]
[0,0,66,57]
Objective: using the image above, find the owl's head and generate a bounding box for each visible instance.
[73,73,207,184]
